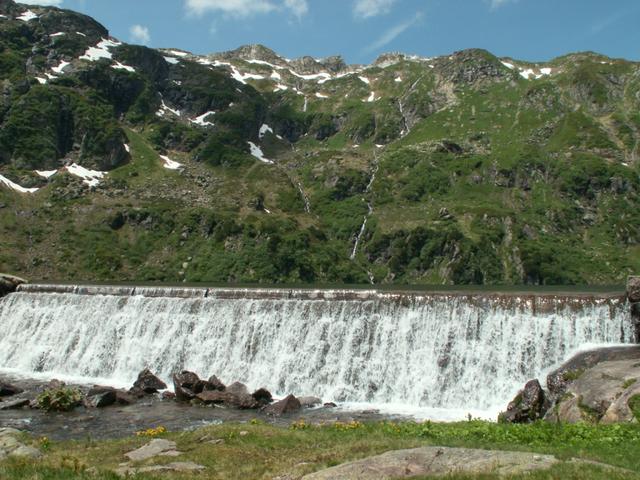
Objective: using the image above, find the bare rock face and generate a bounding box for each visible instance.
[499,380,547,423]
[0,274,26,297]
[132,368,167,394]
[628,276,640,303]
[301,447,561,479]
[263,394,301,416]
[545,359,640,424]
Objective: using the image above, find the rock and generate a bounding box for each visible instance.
[115,390,136,405]
[628,276,640,303]
[124,439,178,462]
[132,368,167,394]
[263,394,301,416]
[601,383,640,423]
[324,402,337,408]
[205,375,226,391]
[545,359,640,423]
[196,390,259,409]
[85,387,117,408]
[226,382,249,396]
[162,391,176,401]
[116,462,205,477]
[251,388,273,406]
[298,396,322,408]
[173,371,200,401]
[301,446,560,479]
[499,380,547,423]
[546,346,640,402]
[0,274,27,297]
[0,382,23,397]
[0,428,42,460]
[0,398,30,410]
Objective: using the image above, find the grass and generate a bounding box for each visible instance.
[2,420,640,479]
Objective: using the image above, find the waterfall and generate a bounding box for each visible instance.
[0,285,634,417]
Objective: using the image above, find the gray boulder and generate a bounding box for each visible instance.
[132,368,167,394]
[499,380,547,423]
[263,394,301,416]
[0,382,23,397]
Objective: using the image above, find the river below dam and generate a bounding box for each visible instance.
[0,283,636,432]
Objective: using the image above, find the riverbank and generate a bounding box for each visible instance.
[2,420,640,479]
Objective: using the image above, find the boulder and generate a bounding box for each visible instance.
[601,383,640,423]
[263,394,301,416]
[132,368,167,394]
[0,274,26,297]
[196,390,259,409]
[251,388,273,406]
[85,387,117,408]
[298,396,322,408]
[115,390,136,405]
[226,382,249,396]
[0,382,23,397]
[324,402,337,408]
[173,371,200,402]
[628,276,640,303]
[0,398,30,411]
[205,375,226,391]
[499,380,547,423]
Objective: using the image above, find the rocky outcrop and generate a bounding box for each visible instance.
[0,428,42,461]
[499,380,547,423]
[132,368,167,394]
[0,274,26,297]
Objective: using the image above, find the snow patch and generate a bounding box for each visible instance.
[166,50,189,57]
[17,10,38,22]
[75,32,86,37]
[288,70,332,82]
[270,71,281,80]
[65,163,106,187]
[50,32,66,38]
[259,124,273,139]
[160,155,182,170]
[80,38,121,62]
[315,92,329,99]
[501,61,515,70]
[123,144,131,153]
[51,60,70,74]
[35,77,47,84]
[155,99,181,118]
[364,91,376,103]
[0,174,38,194]
[248,142,273,164]
[164,56,179,65]
[190,111,215,127]
[358,76,370,84]
[112,61,135,73]
[519,67,552,80]
[35,170,57,179]
[274,84,289,92]
[394,77,402,82]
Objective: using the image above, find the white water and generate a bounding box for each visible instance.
[0,287,634,420]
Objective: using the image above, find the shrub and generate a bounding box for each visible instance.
[36,387,82,412]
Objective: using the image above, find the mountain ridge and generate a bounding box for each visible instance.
[0,0,638,286]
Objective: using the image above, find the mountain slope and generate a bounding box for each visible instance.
[0,0,638,285]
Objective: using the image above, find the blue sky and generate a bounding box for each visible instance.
[19,0,640,64]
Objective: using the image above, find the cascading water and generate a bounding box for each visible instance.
[0,285,634,418]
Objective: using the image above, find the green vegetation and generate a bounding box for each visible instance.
[1,421,640,479]
[36,387,82,412]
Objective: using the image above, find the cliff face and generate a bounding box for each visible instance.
[0,0,638,285]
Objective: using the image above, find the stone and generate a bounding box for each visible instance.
[298,396,322,408]
[132,368,167,394]
[324,402,337,408]
[628,276,640,303]
[124,439,178,462]
[0,398,30,410]
[196,390,259,409]
[251,388,273,406]
[115,390,136,405]
[601,382,640,424]
[301,446,561,479]
[85,388,117,408]
[499,380,547,423]
[0,429,42,460]
[205,375,226,391]
[116,461,205,477]
[0,274,26,297]
[263,394,301,416]
[162,391,176,401]
[226,381,249,396]
[0,382,23,397]
[173,371,200,401]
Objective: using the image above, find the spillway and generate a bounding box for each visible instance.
[0,284,634,418]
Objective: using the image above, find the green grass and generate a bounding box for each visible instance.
[2,420,640,479]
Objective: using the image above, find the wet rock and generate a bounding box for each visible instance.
[251,388,273,406]
[628,276,640,303]
[0,274,26,297]
[298,396,322,408]
[226,382,249,396]
[132,368,167,394]
[301,446,561,479]
[0,382,23,397]
[0,398,30,411]
[173,371,200,401]
[196,390,259,409]
[115,390,136,405]
[205,375,226,392]
[162,391,176,401]
[85,387,117,408]
[499,380,547,423]
[263,394,301,416]
[324,402,337,408]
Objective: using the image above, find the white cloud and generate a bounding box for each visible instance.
[283,0,308,18]
[489,0,518,9]
[364,12,422,53]
[185,0,277,17]
[17,0,63,5]
[130,24,151,45]
[353,0,397,19]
